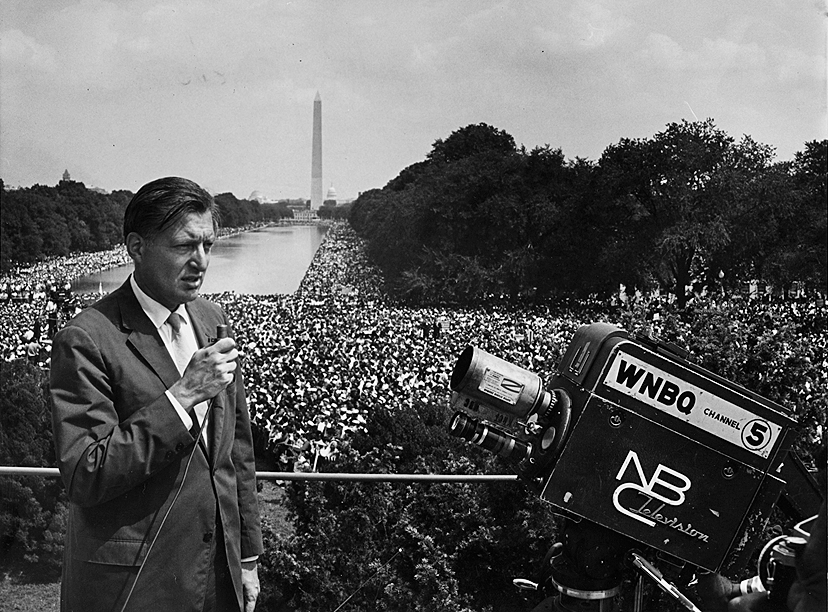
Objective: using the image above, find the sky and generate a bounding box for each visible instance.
[1,0,826,202]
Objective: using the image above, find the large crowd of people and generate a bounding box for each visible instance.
[208,224,611,469]
[0,224,266,364]
[2,223,825,472]
[0,248,130,364]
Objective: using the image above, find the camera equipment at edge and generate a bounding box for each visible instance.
[447,323,823,611]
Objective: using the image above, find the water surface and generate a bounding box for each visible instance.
[71,225,327,295]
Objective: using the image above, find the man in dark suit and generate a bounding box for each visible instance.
[51,177,263,611]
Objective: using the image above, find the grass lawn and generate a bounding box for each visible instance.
[0,481,290,611]
[0,579,59,612]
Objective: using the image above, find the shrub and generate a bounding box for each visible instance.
[0,360,66,579]
[258,401,559,612]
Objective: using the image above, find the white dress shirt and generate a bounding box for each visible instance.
[129,275,206,436]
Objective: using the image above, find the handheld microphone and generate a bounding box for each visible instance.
[120,323,230,611]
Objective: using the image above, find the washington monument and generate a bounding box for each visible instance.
[310,91,323,210]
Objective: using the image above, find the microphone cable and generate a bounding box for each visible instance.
[119,324,228,612]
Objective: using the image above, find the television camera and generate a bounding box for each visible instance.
[448,323,823,611]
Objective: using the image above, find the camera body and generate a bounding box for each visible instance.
[450,323,798,574]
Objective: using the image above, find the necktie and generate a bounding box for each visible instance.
[166,312,192,375]
[166,312,209,449]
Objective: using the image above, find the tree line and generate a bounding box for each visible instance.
[348,121,826,308]
[0,178,300,273]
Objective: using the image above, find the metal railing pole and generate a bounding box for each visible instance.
[0,467,59,476]
[255,471,518,482]
[0,466,519,483]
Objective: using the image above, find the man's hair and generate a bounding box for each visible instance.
[123,177,220,242]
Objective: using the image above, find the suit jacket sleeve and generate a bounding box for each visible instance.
[231,360,264,559]
[192,307,263,559]
[50,323,196,507]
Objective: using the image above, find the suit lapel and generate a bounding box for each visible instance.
[117,282,180,390]
[117,281,227,460]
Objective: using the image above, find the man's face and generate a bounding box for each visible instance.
[130,210,215,310]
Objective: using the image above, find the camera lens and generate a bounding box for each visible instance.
[450,413,531,461]
[450,346,551,419]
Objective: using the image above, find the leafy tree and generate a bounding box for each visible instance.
[712,158,794,287]
[317,202,352,220]
[215,192,265,228]
[351,121,824,307]
[1,180,124,267]
[781,140,827,293]
[0,180,281,270]
[260,201,294,220]
[534,156,631,298]
[53,180,95,251]
[597,120,779,307]
[0,187,46,267]
[727,140,827,295]
[386,160,433,192]
[348,188,385,235]
[352,125,574,303]
[428,123,517,164]
[0,361,66,578]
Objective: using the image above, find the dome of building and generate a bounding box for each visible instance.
[325,185,338,201]
[248,190,265,203]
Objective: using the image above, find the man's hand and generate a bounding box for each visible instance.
[727,591,782,611]
[169,338,238,409]
[241,560,260,612]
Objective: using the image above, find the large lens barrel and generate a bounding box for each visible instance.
[451,346,551,419]
[450,412,531,461]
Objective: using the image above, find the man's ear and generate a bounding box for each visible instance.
[125,232,145,263]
